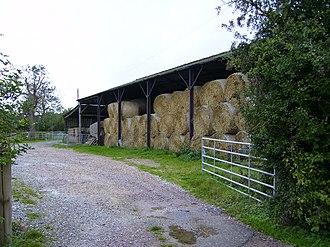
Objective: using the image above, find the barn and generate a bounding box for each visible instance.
[64,52,250,149]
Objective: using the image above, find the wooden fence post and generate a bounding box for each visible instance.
[0,164,12,245]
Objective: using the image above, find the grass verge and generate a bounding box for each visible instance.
[56,144,330,247]
[10,178,48,247]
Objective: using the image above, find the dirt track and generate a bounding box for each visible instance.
[13,142,289,247]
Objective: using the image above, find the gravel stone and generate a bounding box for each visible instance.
[13,142,290,247]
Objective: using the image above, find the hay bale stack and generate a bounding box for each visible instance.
[108,118,118,135]
[138,114,160,138]
[212,102,238,134]
[169,134,189,151]
[122,118,133,146]
[159,114,175,138]
[235,131,251,143]
[234,111,247,131]
[174,111,189,135]
[130,116,142,146]
[103,118,111,134]
[152,135,169,150]
[181,86,202,111]
[153,94,172,117]
[104,133,117,147]
[190,135,202,150]
[194,105,214,136]
[169,91,186,112]
[224,73,249,109]
[200,79,226,106]
[107,103,117,119]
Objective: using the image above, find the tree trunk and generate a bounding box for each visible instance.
[0,164,12,245]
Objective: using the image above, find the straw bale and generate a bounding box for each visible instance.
[130,116,141,144]
[210,132,236,151]
[182,86,202,111]
[152,134,169,150]
[159,114,175,138]
[190,135,202,150]
[122,118,133,146]
[169,133,189,152]
[153,94,172,117]
[235,131,251,143]
[234,111,247,131]
[212,102,238,134]
[107,103,117,118]
[108,118,118,135]
[104,133,117,147]
[169,91,186,112]
[137,114,160,138]
[200,79,226,106]
[130,98,146,115]
[224,73,250,108]
[194,105,214,136]
[89,121,104,138]
[107,99,146,119]
[103,118,111,134]
[174,111,189,135]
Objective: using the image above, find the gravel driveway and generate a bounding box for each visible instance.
[13,142,288,247]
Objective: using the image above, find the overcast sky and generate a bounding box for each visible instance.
[0,0,236,108]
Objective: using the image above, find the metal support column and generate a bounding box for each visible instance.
[178,66,203,143]
[114,89,125,146]
[140,79,156,148]
[97,96,102,145]
[78,101,82,144]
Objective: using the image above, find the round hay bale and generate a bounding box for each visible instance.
[170,91,186,112]
[174,111,189,135]
[152,134,169,150]
[109,118,118,135]
[107,102,117,118]
[200,79,226,106]
[103,118,111,134]
[159,114,175,138]
[224,73,250,108]
[104,133,117,147]
[235,131,251,152]
[138,114,160,138]
[235,131,251,143]
[194,105,214,136]
[190,135,202,150]
[212,102,239,134]
[130,116,142,144]
[181,86,202,112]
[122,118,133,146]
[169,134,189,152]
[234,111,247,131]
[153,94,172,117]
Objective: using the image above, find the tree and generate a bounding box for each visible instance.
[218,0,330,231]
[20,65,63,133]
[0,52,27,244]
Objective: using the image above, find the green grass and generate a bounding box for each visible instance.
[10,179,48,247]
[56,144,330,247]
[12,178,42,205]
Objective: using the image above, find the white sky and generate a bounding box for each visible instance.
[0,0,236,109]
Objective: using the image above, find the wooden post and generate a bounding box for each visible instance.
[0,164,12,245]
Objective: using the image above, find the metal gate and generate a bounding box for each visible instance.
[201,137,275,202]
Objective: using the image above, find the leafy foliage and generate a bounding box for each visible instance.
[219,0,330,231]
[0,53,27,164]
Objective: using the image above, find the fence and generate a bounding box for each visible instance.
[23,131,90,145]
[201,137,275,202]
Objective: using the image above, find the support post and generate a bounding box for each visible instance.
[0,164,12,245]
[78,101,82,144]
[189,69,194,142]
[139,79,156,148]
[97,96,101,145]
[178,66,203,143]
[114,89,125,146]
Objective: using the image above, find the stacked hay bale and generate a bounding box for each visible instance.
[103,72,250,151]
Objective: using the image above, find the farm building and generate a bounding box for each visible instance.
[64,52,250,149]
